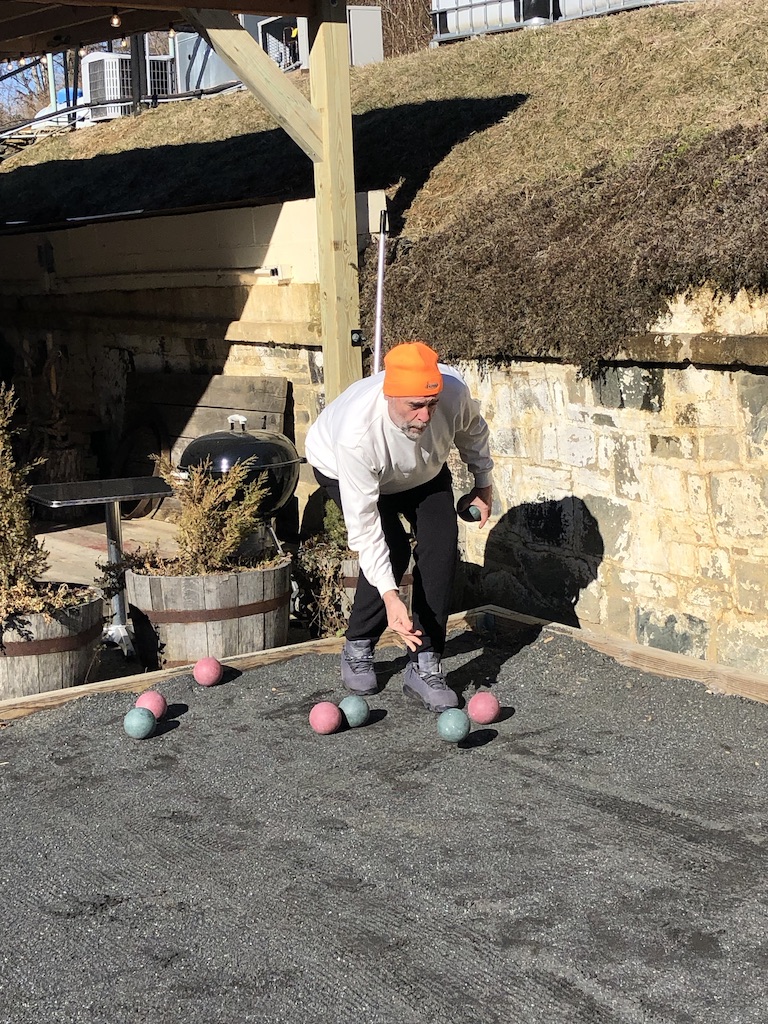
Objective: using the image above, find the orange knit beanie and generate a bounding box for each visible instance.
[382,341,443,397]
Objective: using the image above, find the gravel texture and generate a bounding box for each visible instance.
[0,625,765,1024]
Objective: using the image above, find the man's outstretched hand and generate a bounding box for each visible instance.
[382,591,423,652]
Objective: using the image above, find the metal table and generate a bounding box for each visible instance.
[29,477,172,655]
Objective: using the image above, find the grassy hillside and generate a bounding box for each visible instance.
[3,0,767,367]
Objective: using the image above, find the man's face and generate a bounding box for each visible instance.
[386,395,439,440]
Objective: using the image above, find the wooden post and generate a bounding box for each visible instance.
[308,0,362,401]
[182,6,363,400]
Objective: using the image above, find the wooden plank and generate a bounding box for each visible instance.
[126,374,288,413]
[308,0,362,400]
[0,611,473,722]
[182,7,324,162]
[203,573,240,662]
[5,603,768,724]
[467,605,768,706]
[163,406,284,440]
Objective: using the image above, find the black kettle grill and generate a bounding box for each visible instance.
[178,415,304,517]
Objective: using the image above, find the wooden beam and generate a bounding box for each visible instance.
[7,1,316,14]
[0,2,318,54]
[308,0,362,400]
[181,7,323,163]
[0,613,477,722]
[4,604,768,725]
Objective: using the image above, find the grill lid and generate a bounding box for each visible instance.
[178,415,304,516]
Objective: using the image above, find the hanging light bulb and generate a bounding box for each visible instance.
[110,9,122,29]
[5,58,13,73]
[168,24,177,38]
[18,53,27,67]
[78,46,87,58]
[119,37,129,49]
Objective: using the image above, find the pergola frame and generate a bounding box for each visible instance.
[0,2,363,400]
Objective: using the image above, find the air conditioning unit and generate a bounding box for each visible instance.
[81,52,175,122]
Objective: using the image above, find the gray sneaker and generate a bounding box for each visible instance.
[340,638,378,695]
[402,652,458,713]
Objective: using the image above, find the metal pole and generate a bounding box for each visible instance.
[372,208,388,375]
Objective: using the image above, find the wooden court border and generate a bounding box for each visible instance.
[1,605,767,723]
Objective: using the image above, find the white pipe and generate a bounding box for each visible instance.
[372,208,388,375]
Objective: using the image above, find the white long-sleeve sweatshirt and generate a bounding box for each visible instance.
[304,365,494,597]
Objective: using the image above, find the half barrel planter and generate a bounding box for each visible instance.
[124,557,292,670]
[0,591,104,699]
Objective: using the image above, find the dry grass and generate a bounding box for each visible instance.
[5,0,768,235]
[3,0,768,368]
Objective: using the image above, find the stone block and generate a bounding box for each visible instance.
[733,561,768,615]
[592,412,616,428]
[699,547,731,582]
[649,434,698,460]
[700,434,741,463]
[613,435,645,501]
[711,472,768,539]
[604,594,632,635]
[737,371,768,446]
[648,465,691,512]
[635,609,709,659]
[715,624,768,675]
[687,474,710,517]
[619,568,679,601]
[581,494,630,558]
[492,427,526,459]
[595,366,664,412]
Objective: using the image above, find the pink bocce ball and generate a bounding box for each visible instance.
[135,691,168,720]
[193,657,224,687]
[309,701,342,735]
[467,690,501,725]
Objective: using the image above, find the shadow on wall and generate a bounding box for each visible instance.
[460,496,605,628]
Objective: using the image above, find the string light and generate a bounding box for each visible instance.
[168,25,177,38]
[78,46,87,58]
[5,58,13,72]
[110,9,122,29]
[18,53,27,67]
[119,37,129,49]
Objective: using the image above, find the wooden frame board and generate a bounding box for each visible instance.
[2,605,767,723]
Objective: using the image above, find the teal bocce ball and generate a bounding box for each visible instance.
[437,708,470,743]
[339,695,370,728]
[123,706,157,740]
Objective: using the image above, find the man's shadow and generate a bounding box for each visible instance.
[448,496,605,699]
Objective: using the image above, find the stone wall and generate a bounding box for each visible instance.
[453,354,768,674]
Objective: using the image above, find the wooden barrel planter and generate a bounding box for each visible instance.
[0,592,104,699]
[342,555,414,619]
[125,557,292,670]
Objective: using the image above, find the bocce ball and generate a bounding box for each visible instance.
[467,690,501,725]
[135,690,167,720]
[437,708,471,743]
[123,706,157,740]
[309,701,342,735]
[339,694,370,728]
[193,656,223,687]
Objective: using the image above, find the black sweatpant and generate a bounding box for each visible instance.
[313,465,458,659]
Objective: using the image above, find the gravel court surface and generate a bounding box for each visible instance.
[0,627,766,1024]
